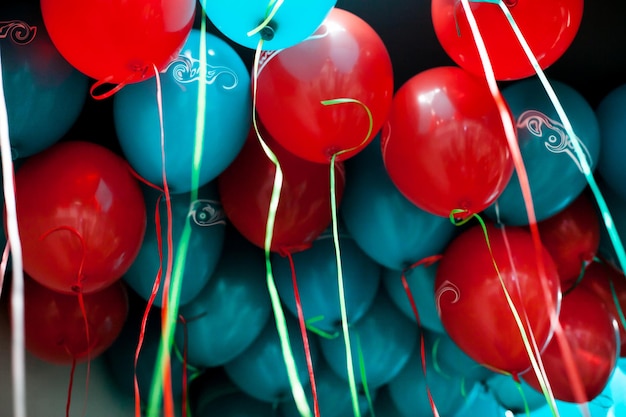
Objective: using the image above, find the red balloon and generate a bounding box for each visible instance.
[40,0,195,86]
[435,224,561,375]
[537,193,601,285]
[431,0,583,81]
[23,276,129,364]
[218,127,345,254]
[580,261,626,357]
[256,7,394,164]
[381,66,514,219]
[13,141,147,294]
[522,286,618,403]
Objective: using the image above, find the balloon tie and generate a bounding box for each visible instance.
[286,252,320,417]
[89,72,137,100]
[252,36,312,417]
[563,259,591,296]
[247,0,284,38]
[304,316,341,340]
[355,333,376,417]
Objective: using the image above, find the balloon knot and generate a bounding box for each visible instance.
[259,22,276,41]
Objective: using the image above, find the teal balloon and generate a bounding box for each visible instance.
[486,373,546,414]
[279,358,374,417]
[597,84,626,201]
[114,29,251,194]
[382,264,445,333]
[387,340,477,417]
[1,2,88,159]
[319,292,418,389]
[123,182,226,307]
[192,375,275,417]
[224,314,319,403]
[201,0,336,50]
[373,386,405,417]
[429,331,493,383]
[453,385,507,417]
[341,137,456,270]
[272,232,381,334]
[485,78,600,225]
[174,232,271,367]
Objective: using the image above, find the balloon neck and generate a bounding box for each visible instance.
[503,0,518,7]
[259,22,276,41]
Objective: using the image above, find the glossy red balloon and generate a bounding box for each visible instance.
[431,0,583,81]
[435,224,561,375]
[256,7,394,164]
[218,127,345,254]
[522,286,618,403]
[381,66,514,219]
[537,193,601,285]
[580,261,626,357]
[23,276,129,364]
[13,141,147,294]
[40,0,195,86]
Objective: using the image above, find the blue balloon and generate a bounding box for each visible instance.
[595,181,626,269]
[224,314,319,403]
[485,78,600,225]
[192,375,275,417]
[382,264,445,333]
[1,2,88,159]
[387,340,477,417]
[279,357,374,417]
[373,386,405,417]
[428,331,493,383]
[123,182,226,307]
[453,384,507,417]
[174,232,272,367]
[272,232,381,334]
[485,373,546,414]
[201,0,336,51]
[597,84,626,201]
[319,291,418,389]
[114,29,251,194]
[341,137,456,270]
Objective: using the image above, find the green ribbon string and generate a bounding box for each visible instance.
[247,0,284,37]
[514,378,533,417]
[304,316,340,340]
[356,334,376,417]
[250,4,312,413]
[147,13,208,417]
[322,97,373,417]
[563,260,589,296]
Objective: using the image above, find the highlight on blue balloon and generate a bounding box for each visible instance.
[485,78,600,226]
[123,182,226,308]
[341,136,456,271]
[114,29,251,194]
[201,0,337,50]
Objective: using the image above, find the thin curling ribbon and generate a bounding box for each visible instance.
[284,252,321,417]
[355,333,376,417]
[250,25,313,417]
[461,0,598,412]
[322,97,373,417]
[0,44,27,417]
[401,255,444,417]
[449,209,559,416]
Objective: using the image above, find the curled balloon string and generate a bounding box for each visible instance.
[247,0,284,38]
[563,259,592,296]
[322,98,373,417]
[429,338,451,379]
[285,252,321,417]
[145,64,175,417]
[89,76,130,100]
[0,45,27,417]
[449,208,558,412]
[65,357,77,417]
[304,316,340,340]
[455,1,588,414]
[175,315,204,417]
[401,256,443,417]
[251,33,313,417]
[355,333,376,417]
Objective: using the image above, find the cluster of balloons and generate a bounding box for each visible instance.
[4,0,626,417]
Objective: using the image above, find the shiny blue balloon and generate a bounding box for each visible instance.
[341,137,456,270]
[174,232,271,367]
[224,314,319,403]
[319,292,418,389]
[123,182,226,307]
[485,78,600,225]
[429,331,493,383]
[279,357,374,417]
[1,2,88,159]
[485,373,546,414]
[387,339,477,417]
[382,264,445,333]
[114,29,251,194]
[272,232,381,334]
[597,84,626,201]
[454,385,507,417]
[201,0,336,51]
[373,386,405,417]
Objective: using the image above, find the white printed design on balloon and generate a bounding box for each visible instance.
[435,280,460,316]
[188,200,227,227]
[0,20,37,45]
[516,110,592,173]
[165,50,238,90]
